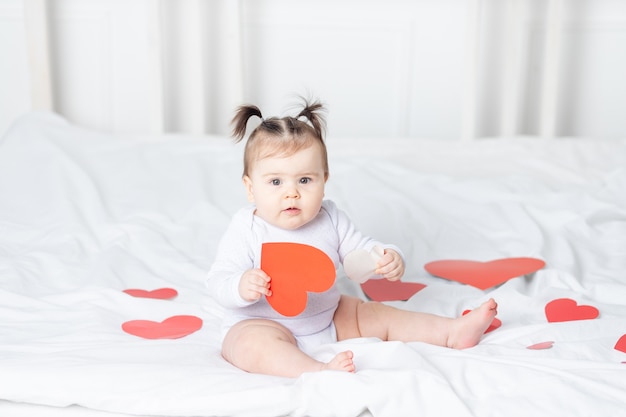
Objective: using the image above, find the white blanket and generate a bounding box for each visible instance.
[1,112,625,417]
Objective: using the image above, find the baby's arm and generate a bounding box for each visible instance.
[239,268,272,301]
[329,201,406,282]
[206,208,265,308]
[375,249,405,281]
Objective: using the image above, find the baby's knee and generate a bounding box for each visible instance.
[222,319,295,362]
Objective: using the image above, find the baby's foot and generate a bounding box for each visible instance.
[448,298,498,349]
[321,350,355,373]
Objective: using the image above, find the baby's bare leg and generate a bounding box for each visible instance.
[221,319,355,378]
[334,295,497,349]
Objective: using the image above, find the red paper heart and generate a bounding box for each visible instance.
[123,288,178,300]
[544,298,599,323]
[361,280,426,302]
[527,341,554,350]
[261,242,335,317]
[424,257,545,290]
[462,309,501,333]
[122,315,202,339]
[615,334,626,354]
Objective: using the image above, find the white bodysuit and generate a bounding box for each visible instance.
[206,200,402,349]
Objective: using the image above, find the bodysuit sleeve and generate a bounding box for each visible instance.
[205,208,257,309]
[323,200,404,263]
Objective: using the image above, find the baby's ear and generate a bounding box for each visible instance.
[242,176,255,202]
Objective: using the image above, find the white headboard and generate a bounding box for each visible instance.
[12,0,626,140]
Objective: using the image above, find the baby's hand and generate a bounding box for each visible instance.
[374,249,405,281]
[239,268,272,302]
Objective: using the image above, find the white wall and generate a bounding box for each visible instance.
[1,0,626,140]
[0,0,31,131]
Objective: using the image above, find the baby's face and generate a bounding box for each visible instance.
[243,143,327,230]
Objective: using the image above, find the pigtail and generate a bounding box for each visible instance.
[296,99,326,141]
[231,105,263,142]
[233,97,330,178]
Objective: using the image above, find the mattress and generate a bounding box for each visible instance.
[1,112,625,417]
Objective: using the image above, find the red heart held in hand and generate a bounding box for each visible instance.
[544,298,599,323]
[123,288,178,300]
[424,257,545,290]
[462,309,502,333]
[614,334,626,354]
[122,315,203,339]
[262,242,335,317]
[361,280,426,302]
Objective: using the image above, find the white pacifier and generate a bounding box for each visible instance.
[343,246,385,283]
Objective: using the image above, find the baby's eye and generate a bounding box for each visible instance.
[299,177,311,184]
[271,179,281,186]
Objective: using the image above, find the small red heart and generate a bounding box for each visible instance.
[262,242,335,317]
[544,298,599,323]
[122,315,202,339]
[424,258,545,290]
[527,341,554,350]
[614,334,626,354]
[462,309,501,333]
[361,280,426,302]
[123,288,178,300]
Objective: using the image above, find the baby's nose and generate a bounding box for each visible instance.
[285,185,300,198]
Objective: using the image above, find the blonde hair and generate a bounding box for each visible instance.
[231,98,328,178]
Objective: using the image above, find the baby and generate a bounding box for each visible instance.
[206,99,497,377]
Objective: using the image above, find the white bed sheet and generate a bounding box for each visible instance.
[1,112,625,417]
